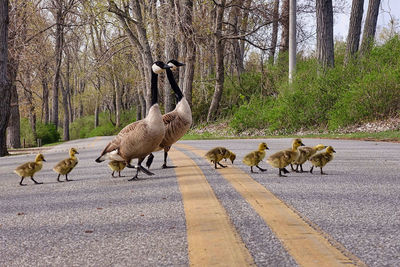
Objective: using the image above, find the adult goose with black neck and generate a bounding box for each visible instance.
[146,59,192,169]
[95,61,171,180]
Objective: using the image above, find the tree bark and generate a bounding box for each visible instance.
[316,0,334,69]
[279,0,289,55]
[41,65,49,124]
[360,0,381,56]
[163,0,178,113]
[344,0,364,64]
[207,0,226,122]
[51,8,64,129]
[268,0,280,64]
[6,57,20,148]
[0,0,9,156]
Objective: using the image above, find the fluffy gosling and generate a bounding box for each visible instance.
[243,142,269,173]
[14,153,46,186]
[205,147,236,169]
[53,148,79,182]
[294,144,327,172]
[266,138,305,177]
[108,160,127,177]
[309,146,336,175]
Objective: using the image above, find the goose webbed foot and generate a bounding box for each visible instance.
[111,171,116,178]
[320,168,327,175]
[162,164,176,169]
[57,174,63,182]
[31,177,43,185]
[279,169,288,177]
[217,162,227,168]
[256,165,266,172]
[65,174,73,182]
[19,177,26,186]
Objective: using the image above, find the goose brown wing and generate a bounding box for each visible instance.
[99,121,141,156]
[163,111,177,125]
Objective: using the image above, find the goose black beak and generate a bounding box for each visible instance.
[333,149,336,153]
[43,159,47,162]
[75,151,79,154]
[162,63,172,69]
[300,142,305,146]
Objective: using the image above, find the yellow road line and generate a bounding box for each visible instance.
[176,143,365,267]
[169,148,255,267]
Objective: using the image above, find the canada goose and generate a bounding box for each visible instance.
[95,61,170,180]
[205,147,236,169]
[145,59,192,169]
[108,160,127,177]
[243,142,269,173]
[14,153,46,186]
[267,138,305,177]
[294,144,327,172]
[53,148,79,182]
[309,146,336,175]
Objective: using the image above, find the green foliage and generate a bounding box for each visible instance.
[228,36,400,134]
[19,119,60,146]
[36,122,60,145]
[69,108,137,139]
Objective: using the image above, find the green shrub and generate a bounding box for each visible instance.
[19,118,35,147]
[36,122,60,145]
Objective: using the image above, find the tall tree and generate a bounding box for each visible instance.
[278,0,289,57]
[207,0,226,122]
[344,0,364,64]
[0,0,10,156]
[316,0,334,69]
[268,0,279,64]
[360,0,381,56]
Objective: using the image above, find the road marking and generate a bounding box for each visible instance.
[176,143,366,267]
[169,148,255,267]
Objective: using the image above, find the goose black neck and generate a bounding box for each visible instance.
[166,68,183,102]
[151,70,158,106]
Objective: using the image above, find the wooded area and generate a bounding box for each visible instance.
[0,0,395,156]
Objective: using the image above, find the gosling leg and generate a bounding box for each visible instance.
[57,174,63,182]
[290,164,295,171]
[279,168,287,177]
[111,171,116,178]
[250,166,257,173]
[65,174,73,182]
[31,176,43,185]
[310,166,314,174]
[118,171,124,177]
[300,164,304,173]
[256,165,267,172]
[19,177,26,186]
[320,167,327,175]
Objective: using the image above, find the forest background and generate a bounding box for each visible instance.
[0,0,399,156]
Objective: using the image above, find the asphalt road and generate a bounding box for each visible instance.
[0,137,399,266]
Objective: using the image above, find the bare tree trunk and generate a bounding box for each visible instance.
[316,0,334,69]
[268,0,280,64]
[6,58,20,148]
[279,0,289,56]
[163,0,178,113]
[114,74,121,128]
[360,0,381,56]
[51,8,64,129]
[0,0,9,156]
[207,0,226,122]
[344,0,364,64]
[41,70,49,124]
[227,0,244,75]
[94,100,99,128]
[61,79,69,141]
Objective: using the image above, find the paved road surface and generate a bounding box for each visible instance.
[0,137,399,266]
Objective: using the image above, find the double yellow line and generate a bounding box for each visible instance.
[170,143,365,267]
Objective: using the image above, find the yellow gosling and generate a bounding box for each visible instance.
[294,144,327,172]
[242,142,269,173]
[14,154,46,186]
[108,160,127,177]
[309,146,336,175]
[267,138,305,177]
[205,147,236,169]
[53,148,79,182]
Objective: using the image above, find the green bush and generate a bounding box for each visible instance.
[19,118,35,147]
[36,122,60,145]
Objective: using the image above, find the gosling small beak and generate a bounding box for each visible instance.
[266,147,270,150]
[300,142,305,146]
[332,149,336,153]
[75,151,79,154]
[43,159,47,162]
